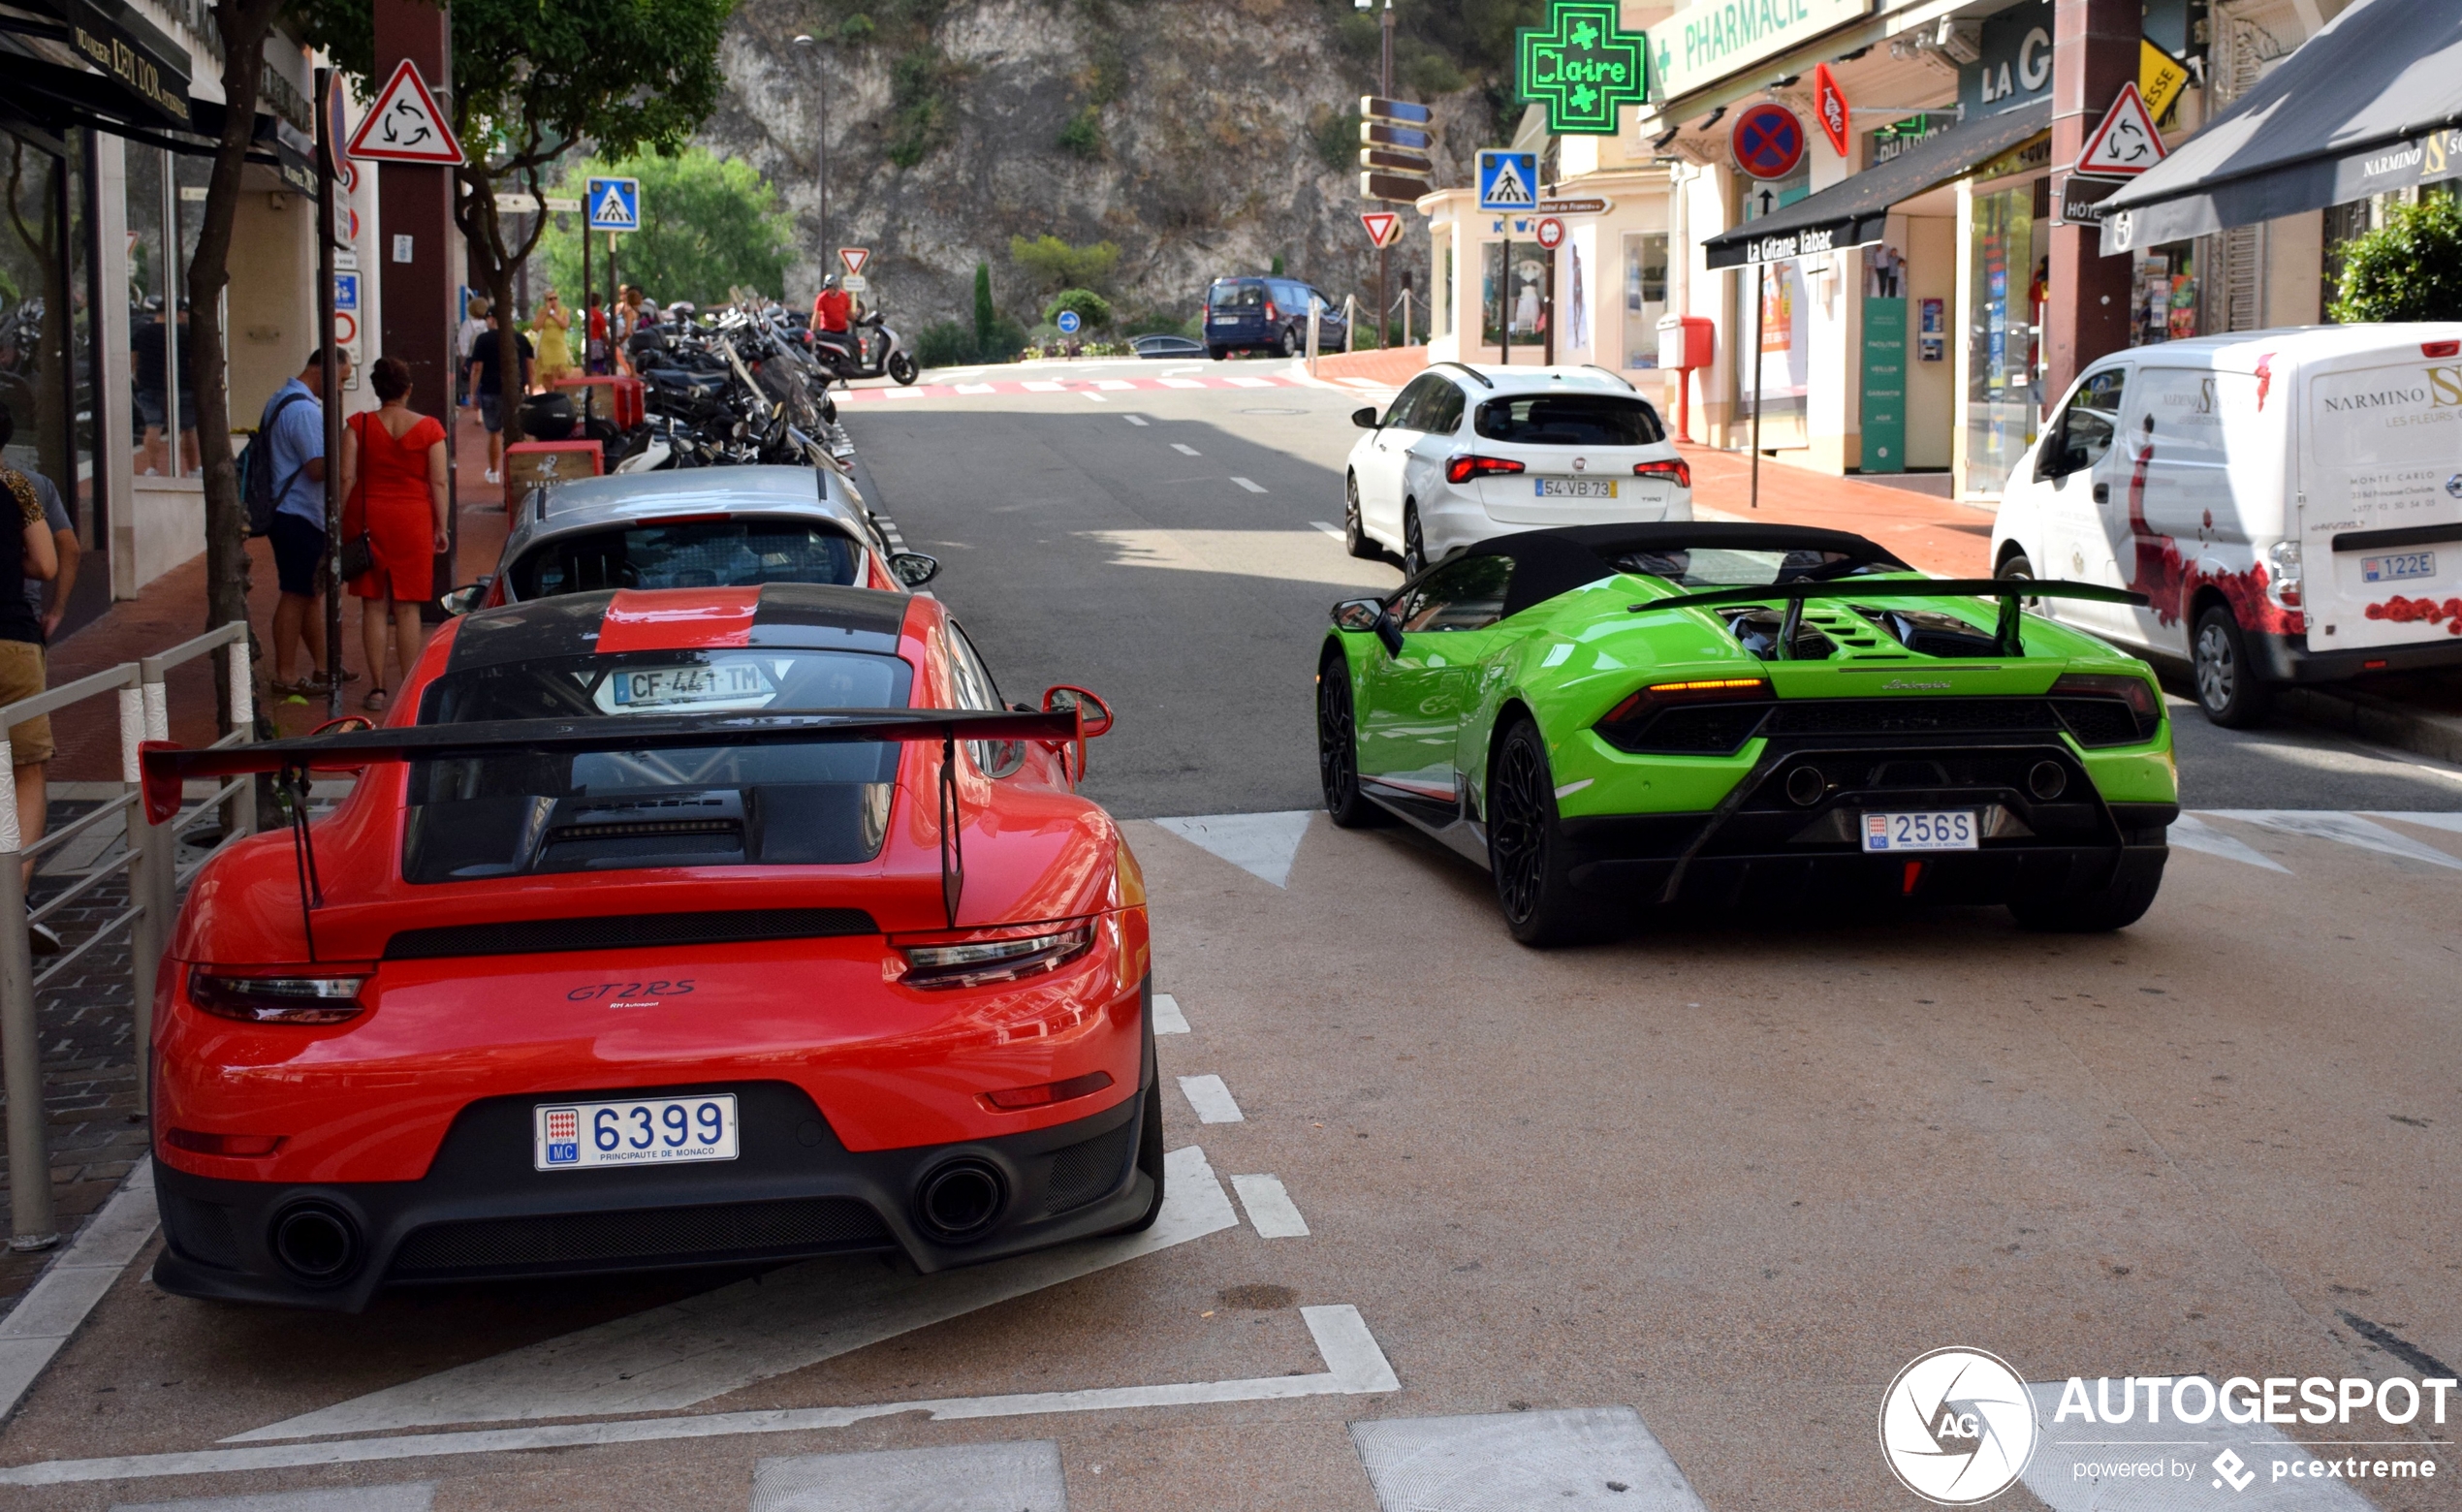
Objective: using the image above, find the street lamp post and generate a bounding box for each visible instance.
[792,35,831,281]
[1357,0,1395,348]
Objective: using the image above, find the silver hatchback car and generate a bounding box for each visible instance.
[448,466,939,614]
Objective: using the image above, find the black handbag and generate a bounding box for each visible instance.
[337,531,373,582]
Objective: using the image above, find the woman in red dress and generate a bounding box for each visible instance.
[338,356,450,713]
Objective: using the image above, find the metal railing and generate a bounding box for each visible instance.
[1,622,255,1251]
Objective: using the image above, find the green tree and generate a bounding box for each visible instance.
[973,263,997,350]
[1042,289,1113,330]
[448,0,736,445]
[2328,192,2462,324]
[1009,235,1120,294]
[1057,106,1105,159]
[537,149,795,309]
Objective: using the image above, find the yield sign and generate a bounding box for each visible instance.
[837,247,870,276]
[1359,211,1402,248]
[2076,81,2166,176]
[345,60,463,165]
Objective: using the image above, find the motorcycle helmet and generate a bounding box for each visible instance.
[821,272,840,292]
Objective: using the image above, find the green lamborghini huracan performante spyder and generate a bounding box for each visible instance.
[1316,524,2178,945]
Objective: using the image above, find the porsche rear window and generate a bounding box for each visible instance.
[402,649,912,883]
[1611,548,1892,587]
[1475,394,1664,446]
[510,520,861,600]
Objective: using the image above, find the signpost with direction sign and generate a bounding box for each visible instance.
[345,60,462,164]
[1357,96,1436,205]
[1515,0,1648,136]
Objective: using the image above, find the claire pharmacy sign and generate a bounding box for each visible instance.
[1517,0,1650,135]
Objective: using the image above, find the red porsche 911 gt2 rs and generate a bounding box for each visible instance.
[137,583,1156,1310]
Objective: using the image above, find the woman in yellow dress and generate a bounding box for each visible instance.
[531,290,574,390]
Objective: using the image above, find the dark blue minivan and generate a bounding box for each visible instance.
[1204,276,1348,360]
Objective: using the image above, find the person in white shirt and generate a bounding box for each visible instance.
[455,297,490,406]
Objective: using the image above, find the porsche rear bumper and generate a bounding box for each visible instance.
[151,1069,1156,1313]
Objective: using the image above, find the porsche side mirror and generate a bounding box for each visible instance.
[1042,684,1115,738]
[889,551,941,587]
[439,578,490,616]
[1351,406,1379,429]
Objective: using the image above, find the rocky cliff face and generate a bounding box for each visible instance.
[702,0,1497,335]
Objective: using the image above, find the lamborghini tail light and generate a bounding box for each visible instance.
[2048,672,2163,744]
[1600,677,1770,724]
[187,968,370,1024]
[981,1070,1115,1112]
[1632,457,1692,488]
[1445,455,1527,485]
[1594,677,1772,756]
[897,922,1095,990]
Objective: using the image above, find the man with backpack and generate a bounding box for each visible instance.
[253,348,350,698]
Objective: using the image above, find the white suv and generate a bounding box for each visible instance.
[1341,362,1692,573]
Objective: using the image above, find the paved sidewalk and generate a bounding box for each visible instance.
[1681,444,1993,578]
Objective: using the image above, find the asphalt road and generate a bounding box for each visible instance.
[1,367,2456,1511]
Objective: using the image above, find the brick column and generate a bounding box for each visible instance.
[372,0,459,588]
[2043,0,2136,410]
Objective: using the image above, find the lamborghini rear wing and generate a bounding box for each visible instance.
[1627,578,2150,658]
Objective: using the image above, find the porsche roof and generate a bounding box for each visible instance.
[444,583,911,674]
[1448,523,1913,619]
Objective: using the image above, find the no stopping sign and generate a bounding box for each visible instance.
[1732,103,1806,181]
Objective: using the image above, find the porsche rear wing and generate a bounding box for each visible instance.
[1627,578,2150,659]
[139,708,1083,942]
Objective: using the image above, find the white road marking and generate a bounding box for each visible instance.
[2020,1381,2376,1510]
[1083,392,1109,403]
[1178,1075,1245,1124]
[884,388,928,399]
[0,1164,157,1420]
[953,384,995,394]
[1152,992,1189,1034]
[751,1441,1061,1512]
[1023,382,1064,393]
[2368,809,2462,834]
[1226,376,1276,388]
[1351,1406,1707,1510]
[1309,520,1343,540]
[2197,809,2462,871]
[108,1486,436,1512]
[1229,1175,1309,1238]
[5,1307,1398,1486]
[1158,377,1205,389]
[230,1147,1236,1441]
[2166,814,2290,873]
[1171,443,1201,456]
[1150,810,1312,888]
[1230,476,1268,492]
[1123,414,1149,425]
[1094,380,1134,391]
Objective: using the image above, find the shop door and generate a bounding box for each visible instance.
[2,125,108,639]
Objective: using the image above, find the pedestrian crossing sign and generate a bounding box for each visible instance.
[586,176,642,232]
[1477,150,1538,212]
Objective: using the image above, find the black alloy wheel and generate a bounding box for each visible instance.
[1343,474,1379,560]
[1487,717,1614,946]
[2193,603,2271,728]
[1402,502,1427,577]
[1318,649,1388,828]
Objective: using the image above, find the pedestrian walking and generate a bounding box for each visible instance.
[455,297,489,406]
[338,356,449,715]
[263,348,351,699]
[132,299,197,476]
[533,289,574,390]
[585,297,610,374]
[462,311,533,486]
[0,402,63,953]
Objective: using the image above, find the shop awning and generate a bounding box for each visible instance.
[0,0,192,129]
[1701,101,2050,269]
[2099,0,2462,254]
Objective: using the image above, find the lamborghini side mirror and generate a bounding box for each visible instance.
[1331,598,1382,632]
[1043,684,1115,738]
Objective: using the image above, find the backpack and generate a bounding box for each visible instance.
[239,389,313,537]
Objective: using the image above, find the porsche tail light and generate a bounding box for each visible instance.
[1632,457,1692,488]
[163,1128,286,1157]
[1594,677,1772,756]
[1445,455,1526,485]
[2048,673,2163,744]
[897,923,1095,990]
[187,968,369,1024]
[981,1070,1115,1112]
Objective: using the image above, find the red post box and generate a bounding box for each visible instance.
[1655,315,1716,442]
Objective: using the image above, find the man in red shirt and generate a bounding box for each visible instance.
[812,274,852,334]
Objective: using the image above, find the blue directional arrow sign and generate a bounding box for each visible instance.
[1056,309,1083,335]
[1477,150,1539,212]
[585,176,641,233]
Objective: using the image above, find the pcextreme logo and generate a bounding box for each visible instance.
[1879,1348,2038,1504]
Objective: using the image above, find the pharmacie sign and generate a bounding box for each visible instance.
[1649,0,1870,112]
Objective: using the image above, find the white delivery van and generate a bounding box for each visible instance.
[1991,325,2462,725]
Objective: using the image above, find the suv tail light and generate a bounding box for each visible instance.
[1263,301,1278,321]
[187,968,370,1024]
[1633,457,1692,488]
[2047,673,2163,744]
[1445,455,1527,485]
[895,922,1095,990]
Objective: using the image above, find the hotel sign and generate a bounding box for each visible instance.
[1648,0,1869,112]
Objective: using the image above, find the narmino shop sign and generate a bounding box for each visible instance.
[1652,0,1869,109]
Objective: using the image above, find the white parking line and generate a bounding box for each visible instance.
[1230,476,1267,493]
[1023,382,1063,393]
[953,384,995,395]
[1094,380,1134,391]
[1124,414,1149,425]
[1309,520,1343,540]
[1083,392,1109,403]
[1225,376,1276,388]
[1229,1174,1309,1238]
[230,1148,1237,1441]
[2198,809,2462,870]
[5,1307,1399,1486]
[2020,1381,2376,1511]
[884,388,927,399]
[751,1441,1060,1512]
[1171,443,1201,456]
[2167,814,2290,873]
[1152,992,1189,1034]
[1351,1406,1708,1510]
[105,1486,437,1512]
[0,1165,157,1421]
[1158,377,1205,389]
[1178,1074,1245,1123]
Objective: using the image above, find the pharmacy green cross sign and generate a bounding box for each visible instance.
[1516,0,1649,136]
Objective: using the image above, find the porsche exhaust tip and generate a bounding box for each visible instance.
[914,1158,1007,1244]
[269,1202,362,1283]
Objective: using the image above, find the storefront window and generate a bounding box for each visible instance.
[2,127,92,520]
[2131,240,2199,346]
[1479,241,1547,355]
[126,145,198,477]
[1623,232,1666,369]
[1963,184,2041,494]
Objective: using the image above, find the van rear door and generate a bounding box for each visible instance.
[2299,341,2462,652]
